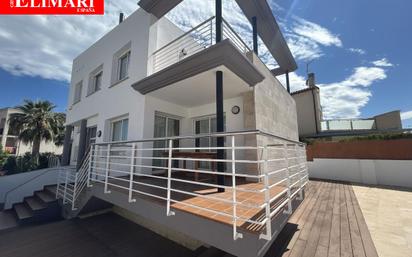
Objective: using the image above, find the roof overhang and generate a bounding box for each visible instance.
[132,40,264,95]
[138,0,297,74]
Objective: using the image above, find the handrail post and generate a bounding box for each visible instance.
[87,145,93,188]
[72,172,78,210]
[231,135,242,240]
[63,170,69,204]
[259,144,272,241]
[129,143,137,203]
[104,144,111,194]
[166,139,175,216]
[283,143,293,215]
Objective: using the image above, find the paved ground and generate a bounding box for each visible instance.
[353,184,412,257]
[0,212,197,257]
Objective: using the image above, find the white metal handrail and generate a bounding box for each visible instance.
[152,16,252,73]
[78,130,308,242]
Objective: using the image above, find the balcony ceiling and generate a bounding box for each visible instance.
[138,0,297,74]
[147,65,250,107]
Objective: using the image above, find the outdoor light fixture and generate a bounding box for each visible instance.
[231,105,240,114]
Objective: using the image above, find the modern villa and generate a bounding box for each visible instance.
[54,1,309,256]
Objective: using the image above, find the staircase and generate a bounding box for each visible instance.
[0,185,61,231]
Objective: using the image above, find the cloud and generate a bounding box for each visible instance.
[372,58,393,67]
[348,48,366,55]
[0,1,137,82]
[401,111,412,121]
[291,18,343,48]
[319,66,387,119]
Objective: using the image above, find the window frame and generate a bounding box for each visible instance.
[73,81,83,104]
[110,117,129,142]
[117,51,130,82]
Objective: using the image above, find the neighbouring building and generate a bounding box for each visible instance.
[0,108,63,156]
[58,2,309,257]
[292,73,403,138]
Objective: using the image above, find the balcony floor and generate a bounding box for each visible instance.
[98,172,293,233]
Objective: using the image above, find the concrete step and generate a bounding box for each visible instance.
[14,204,33,220]
[0,210,18,231]
[197,247,229,257]
[44,185,57,196]
[25,197,47,211]
[35,191,56,204]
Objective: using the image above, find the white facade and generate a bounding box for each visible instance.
[66,8,299,166]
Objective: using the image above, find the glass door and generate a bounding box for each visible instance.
[153,113,180,170]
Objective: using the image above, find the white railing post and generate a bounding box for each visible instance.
[129,143,137,203]
[259,145,272,241]
[166,139,175,216]
[87,145,93,188]
[231,136,243,240]
[72,172,78,210]
[104,144,111,194]
[63,170,69,204]
[283,143,293,215]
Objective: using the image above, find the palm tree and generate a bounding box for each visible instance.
[8,100,65,160]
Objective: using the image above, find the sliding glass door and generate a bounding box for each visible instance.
[153,113,180,170]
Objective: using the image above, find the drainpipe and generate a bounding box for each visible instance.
[62,125,73,166]
[286,71,291,93]
[119,13,124,24]
[215,0,225,192]
[252,16,258,55]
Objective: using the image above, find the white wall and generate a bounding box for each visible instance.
[308,158,412,188]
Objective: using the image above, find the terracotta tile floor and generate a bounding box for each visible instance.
[97,172,303,233]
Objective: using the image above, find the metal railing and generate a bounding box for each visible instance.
[321,119,376,131]
[58,130,308,241]
[152,16,251,73]
[56,150,91,210]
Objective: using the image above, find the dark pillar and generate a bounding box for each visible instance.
[252,16,258,55]
[61,125,73,166]
[216,71,225,192]
[215,0,222,43]
[286,71,291,93]
[76,119,87,170]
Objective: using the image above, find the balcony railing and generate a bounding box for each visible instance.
[152,16,252,73]
[57,130,308,241]
[321,119,376,131]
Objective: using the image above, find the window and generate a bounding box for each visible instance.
[88,64,103,95]
[194,115,226,150]
[111,118,128,142]
[118,52,130,81]
[73,81,83,104]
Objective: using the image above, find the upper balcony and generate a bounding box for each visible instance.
[150,16,252,74]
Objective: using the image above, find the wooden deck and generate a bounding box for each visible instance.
[267,180,379,257]
[0,180,379,257]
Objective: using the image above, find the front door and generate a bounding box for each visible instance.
[153,113,180,170]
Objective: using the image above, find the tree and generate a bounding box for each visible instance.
[8,100,65,161]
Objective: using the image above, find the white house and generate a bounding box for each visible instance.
[59,1,308,256]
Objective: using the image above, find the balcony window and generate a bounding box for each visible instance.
[111,118,128,142]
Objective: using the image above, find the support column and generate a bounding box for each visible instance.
[252,16,258,55]
[61,125,73,166]
[76,119,87,170]
[286,71,291,93]
[216,71,225,192]
[215,0,225,192]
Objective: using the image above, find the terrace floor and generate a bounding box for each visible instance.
[100,172,291,233]
[0,180,382,257]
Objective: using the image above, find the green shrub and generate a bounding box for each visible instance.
[0,144,9,169]
[2,152,61,175]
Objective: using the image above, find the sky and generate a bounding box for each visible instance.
[0,0,411,127]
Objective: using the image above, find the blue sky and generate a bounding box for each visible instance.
[0,0,411,127]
